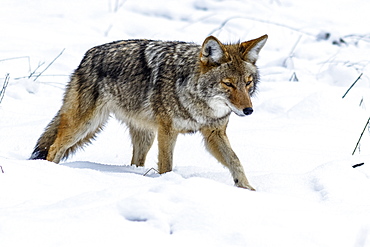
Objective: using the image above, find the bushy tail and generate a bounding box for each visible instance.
[30,111,61,160]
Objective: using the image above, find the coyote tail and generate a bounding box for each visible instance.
[30,112,61,160]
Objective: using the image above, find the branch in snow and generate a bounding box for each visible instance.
[0,73,10,104]
[33,48,65,82]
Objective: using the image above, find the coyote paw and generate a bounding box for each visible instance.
[234,179,256,191]
[239,184,256,191]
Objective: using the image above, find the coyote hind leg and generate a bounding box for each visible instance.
[129,125,155,167]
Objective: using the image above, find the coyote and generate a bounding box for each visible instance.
[31,35,268,190]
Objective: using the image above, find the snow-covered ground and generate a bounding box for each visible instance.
[1,0,370,246]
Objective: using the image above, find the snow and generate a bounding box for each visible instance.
[1,0,370,246]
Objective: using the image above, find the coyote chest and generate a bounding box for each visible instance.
[171,109,231,133]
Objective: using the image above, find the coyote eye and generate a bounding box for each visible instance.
[245,76,253,87]
[224,82,233,87]
[222,79,235,88]
[246,81,253,86]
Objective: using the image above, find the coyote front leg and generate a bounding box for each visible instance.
[201,126,255,191]
[157,122,179,174]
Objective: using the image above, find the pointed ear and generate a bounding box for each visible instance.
[240,34,268,64]
[200,36,228,66]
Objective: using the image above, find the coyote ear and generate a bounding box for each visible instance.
[240,34,268,64]
[200,36,227,66]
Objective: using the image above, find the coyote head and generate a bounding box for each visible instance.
[198,35,268,117]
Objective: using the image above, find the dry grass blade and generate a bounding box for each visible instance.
[352,117,370,155]
[342,73,363,99]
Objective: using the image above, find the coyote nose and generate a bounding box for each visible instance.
[243,107,253,115]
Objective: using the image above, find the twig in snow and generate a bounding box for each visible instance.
[289,35,302,57]
[0,74,10,104]
[0,165,3,173]
[109,0,126,13]
[143,168,159,176]
[352,116,370,155]
[352,163,364,168]
[342,73,363,99]
[104,24,113,37]
[33,48,65,82]
[208,16,315,37]
[15,74,69,81]
[0,56,31,74]
[343,34,370,46]
[359,97,364,107]
[289,72,298,82]
[114,0,126,12]
[28,61,45,79]
[283,35,302,68]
